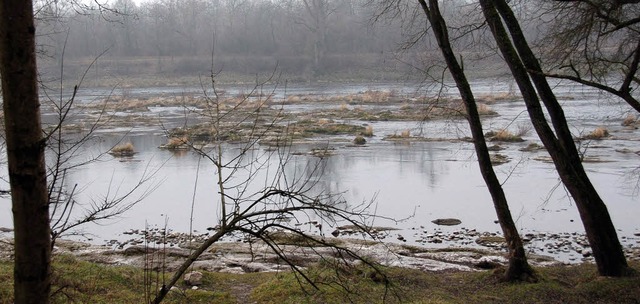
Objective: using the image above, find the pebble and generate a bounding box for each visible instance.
[104,224,639,265]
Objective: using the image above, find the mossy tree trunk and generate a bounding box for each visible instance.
[416,0,535,282]
[479,0,630,277]
[0,0,52,302]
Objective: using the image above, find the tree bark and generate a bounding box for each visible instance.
[480,0,630,276]
[417,0,535,282]
[0,0,52,302]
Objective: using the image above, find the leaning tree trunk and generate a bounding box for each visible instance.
[479,0,630,277]
[417,0,535,282]
[0,0,52,302]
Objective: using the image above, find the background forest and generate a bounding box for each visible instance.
[35,0,516,83]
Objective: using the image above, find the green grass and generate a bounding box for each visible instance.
[0,255,251,303]
[251,262,640,304]
[0,256,638,303]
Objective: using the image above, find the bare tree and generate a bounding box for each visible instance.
[41,51,160,246]
[535,0,640,113]
[0,2,162,300]
[417,0,536,282]
[0,0,52,302]
[372,0,535,282]
[151,72,389,303]
[479,0,631,277]
[300,0,331,74]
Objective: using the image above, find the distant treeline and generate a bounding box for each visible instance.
[35,0,433,82]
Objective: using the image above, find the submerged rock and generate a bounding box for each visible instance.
[487,145,504,151]
[490,153,510,165]
[353,136,367,145]
[431,218,462,226]
[475,236,506,248]
[519,143,544,152]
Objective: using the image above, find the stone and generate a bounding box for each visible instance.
[353,136,366,145]
[519,143,544,152]
[487,145,504,151]
[475,236,506,247]
[431,218,462,226]
[241,263,270,273]
[184,271,203,286]
[474,260,501,269]
[490,154,510,165]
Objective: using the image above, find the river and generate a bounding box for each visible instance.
[0,79,638,263]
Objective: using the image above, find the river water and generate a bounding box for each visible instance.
[1,79,639,262]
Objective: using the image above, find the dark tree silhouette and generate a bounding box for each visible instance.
[537,0,640,113]
[480,0,631,277]
[416,0,536,282]
[0,0,52,302]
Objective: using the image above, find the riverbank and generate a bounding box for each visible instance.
[0,236,639,303]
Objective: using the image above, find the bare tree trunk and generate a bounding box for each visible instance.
[480,0,630,277]
[0,1,52,302]
[417,0,535,282]
[302,0,329,75]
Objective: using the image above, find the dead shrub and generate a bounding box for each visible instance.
[584,127,609,140]
[109,142,135,156]
[165,136,189,149]
[622,114,637,127]
[362,125,374,137]
[476,103,496,115]
[286,95,301,103]
[488,129,524,142]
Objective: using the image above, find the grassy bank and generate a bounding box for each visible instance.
[0,255,638,303]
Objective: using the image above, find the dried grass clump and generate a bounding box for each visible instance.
[286,95,301,103]
[622,114,637,127]
[109,142,135,156]
[478,92,517,103]
[584,127,609,140]
[477,103,497,116]
[488,129,524,142]
[353,90,392,103]
[362,125,374,137]
[165,136,189,149]
[318,118,332,125]
[515,123,532,138]
[360,93,374,103]
[341,93,356,103]
[339,103,349,111]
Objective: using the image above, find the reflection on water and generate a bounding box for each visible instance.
[0,81,638,258]
[19,131,636,244]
